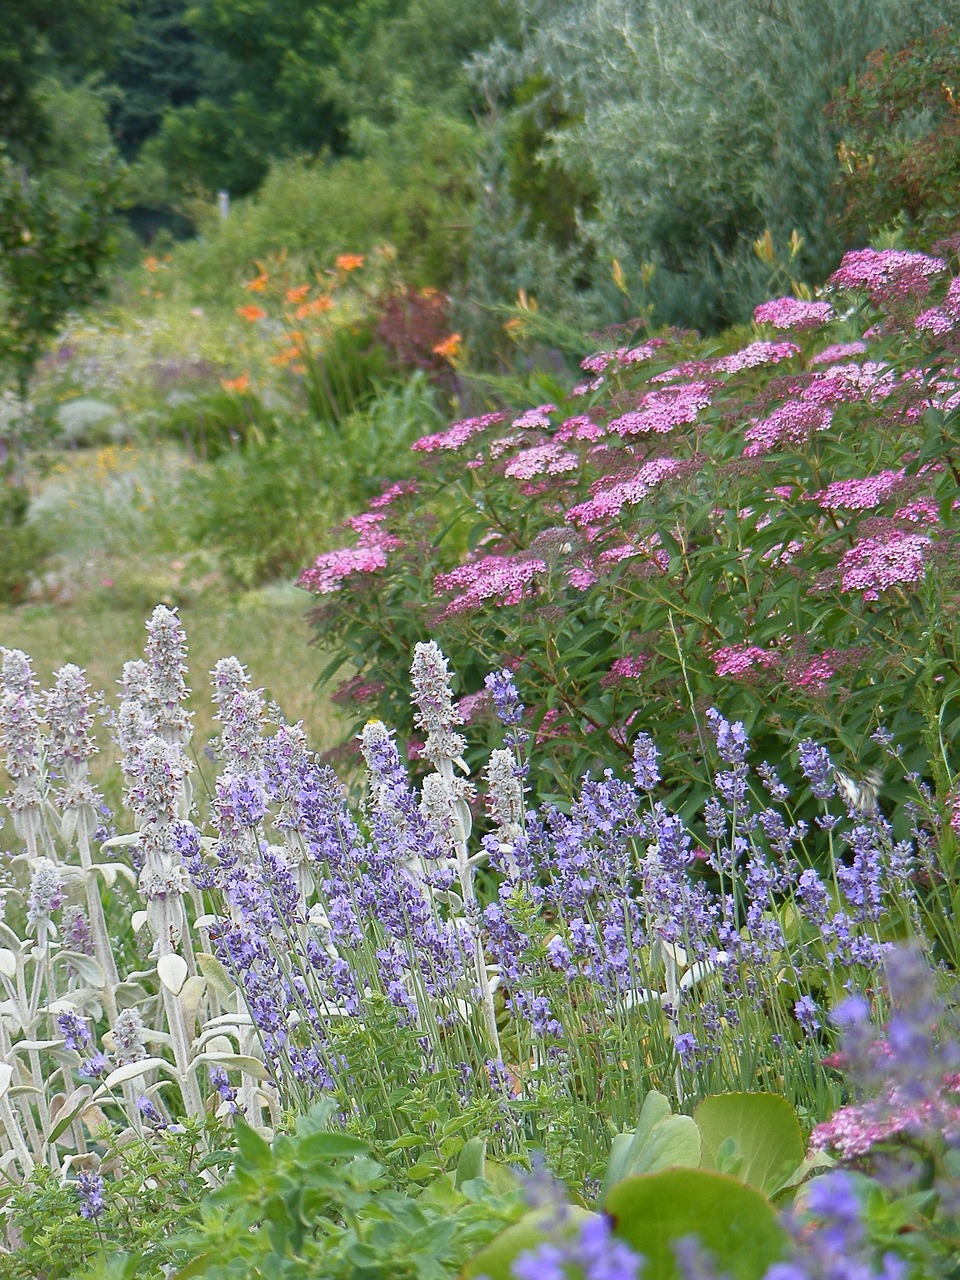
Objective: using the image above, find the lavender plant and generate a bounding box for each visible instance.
[0,606,951,1205]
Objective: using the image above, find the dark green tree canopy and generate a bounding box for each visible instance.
[0,0,127,159]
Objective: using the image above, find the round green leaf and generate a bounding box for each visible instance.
[606,1168,787,1280]
[462,1206,596,1280]
[694,1093,804,1195]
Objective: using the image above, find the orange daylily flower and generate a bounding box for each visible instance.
[286,284,310,304]
[143,256,160,273]
[243,271,269,293]
[335,253,365,272]
[432,332,462,362]
[270,347,300,366]
[237,304,267,322]
[221,372,251,394]
[295,296,334,319]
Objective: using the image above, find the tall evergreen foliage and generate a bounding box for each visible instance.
[473,0,959,329]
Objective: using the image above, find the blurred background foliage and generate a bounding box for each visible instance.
[4,0,960,337]
[3,0,960,644]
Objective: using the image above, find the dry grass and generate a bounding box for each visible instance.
[0,585,343,755]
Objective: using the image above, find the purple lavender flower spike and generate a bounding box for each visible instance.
[77,1171,105,1220]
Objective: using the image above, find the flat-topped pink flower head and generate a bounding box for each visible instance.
[828,248,946,303]
[412,411,506,453]
[753,297,834,330]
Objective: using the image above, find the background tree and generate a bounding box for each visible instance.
[827,26,960,249]
[471,0,959,331]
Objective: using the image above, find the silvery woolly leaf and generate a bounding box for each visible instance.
[157,953,189,995]
[115,981,150,1007]
[197,952,235,999]
[57,952,105,986]
[179,975,206,1024]
[100,833,142,850]
[190,1052,270,1081]
[0,923,24,951]
[0,949,18,980]
[46,1085,94,1144]
[97,1057,176,1092]
[10,1039,63,1054]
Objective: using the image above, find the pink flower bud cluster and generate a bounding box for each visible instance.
[504,442,579,480]
[580,339,665,373]
[811,341,867,365]
[411,411,506,453]
[511,404,556,430]
[297,511,400,594]
[814,469,906,511]
[566,457,689,523]
[710,340,800,373]
[915,276,960,336]
[600,654,650,688]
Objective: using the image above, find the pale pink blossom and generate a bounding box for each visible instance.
[565,457,689,524]
[814,470,906,511]
[607,381,714,437]
[828,248,945,302]
[711,341,800,373]
[504,442,579,479]
[839,531,933,600]
[811,341,867,365]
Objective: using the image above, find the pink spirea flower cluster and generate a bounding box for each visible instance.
[800,361,897,407]
[787,655,838,692]
[814,469,906,511]
[412,411,506,453]
[368,480,418,509]
[504,442,579,480]
[915,276,960,335]
[566,457,688,524]
[828,248,946,303]
[811,1078,960,1160]
[512,404,556,430]
[712,644,778,679]
[455,689,489,723]
[743,402,833,456]
[555,415,605,442]
[433,553,547,615]
[811,341,867,365]
[753,296,835,330]
[298,514,400,594]
[838,531,933,600]
[607,381,714,437]
[711,340,800,373]
[895,498,942,525]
